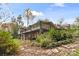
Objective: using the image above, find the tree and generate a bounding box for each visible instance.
[17,15,24,34]
[23,8,35,26]
[11,16,17,24]
[10,15,24,38]
[10,16,18,38]
[58,18,64,25]
[75,17,79,27]
[17,15,24,26]
[73,16,79,35]
[0,4,11,24]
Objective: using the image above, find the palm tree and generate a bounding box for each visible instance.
[23,8,36,39]
[23,8,35,26]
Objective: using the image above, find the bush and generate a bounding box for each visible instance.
[36,28,73,48]
[0,30,20,56]
[52,29,72,41]
[36,33,53,48]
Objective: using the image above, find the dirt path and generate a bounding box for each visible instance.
[17,38,79,56]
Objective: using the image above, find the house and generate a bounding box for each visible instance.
[19,20,60,40]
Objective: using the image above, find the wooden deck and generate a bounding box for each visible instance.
[19,20,61,40]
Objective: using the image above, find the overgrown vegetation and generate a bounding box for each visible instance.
[0,30,20,56]
[0,7,79,56]
[35,28,73,48]
[11,15,24,39]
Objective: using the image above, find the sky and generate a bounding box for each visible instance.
[0,3,79,26]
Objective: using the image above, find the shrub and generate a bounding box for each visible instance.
[36,33,53,48]
[52,29,71,41]
[0,30,20,56]
[36,28,73,48]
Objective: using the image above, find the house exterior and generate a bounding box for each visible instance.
[19,20,60,40]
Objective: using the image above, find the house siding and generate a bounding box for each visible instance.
[19,21,57,40]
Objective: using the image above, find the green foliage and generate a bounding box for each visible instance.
[11,15,24,39]
[11,24,19,39]
[36,33,52,48]
[36,28,73,48]
[50,28,73,41]
[0,30,20,56]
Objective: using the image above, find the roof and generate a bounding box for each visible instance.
[21,27,40,34]
[19,20,63,34]
[25,20,57,30]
